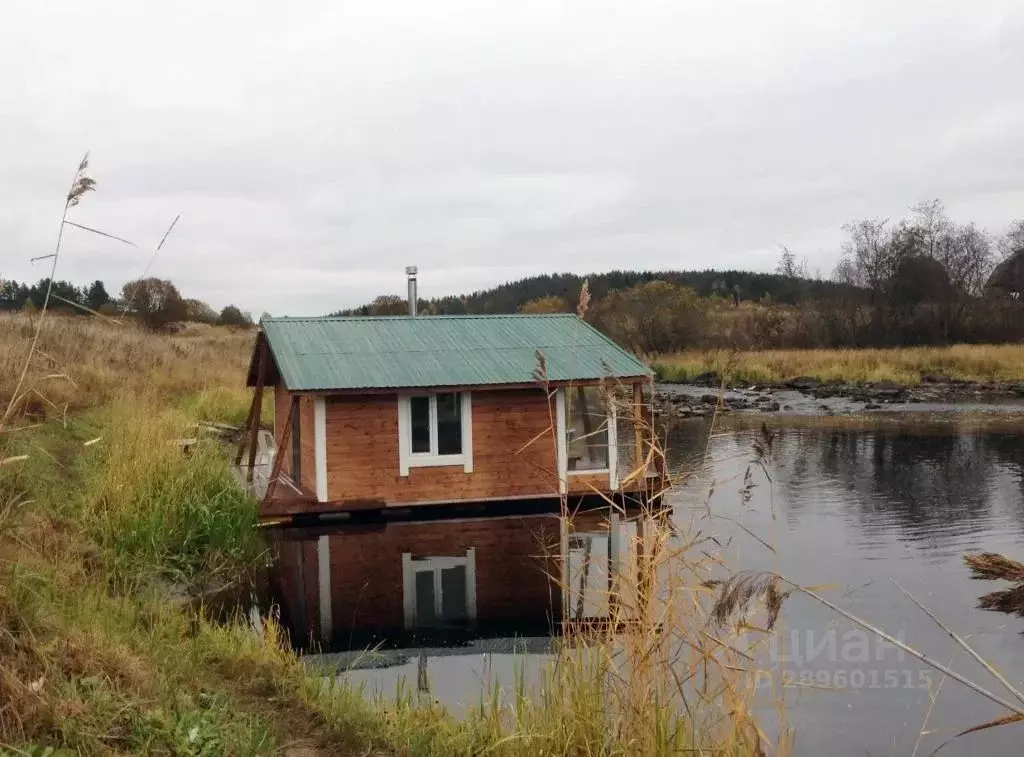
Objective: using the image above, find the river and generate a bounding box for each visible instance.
[322,399,1024,756]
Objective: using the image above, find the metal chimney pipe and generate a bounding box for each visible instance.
[405,266,418,316]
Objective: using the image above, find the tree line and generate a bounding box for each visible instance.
[338,200,1024,354]
[333,268,853,318]
[0,277,254,331]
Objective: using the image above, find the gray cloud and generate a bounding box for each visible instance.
[2,0,1023,315]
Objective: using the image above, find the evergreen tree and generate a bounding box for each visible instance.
[84,280,111,311]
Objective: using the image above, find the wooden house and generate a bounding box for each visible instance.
[238,313,664,646]
[240,313,661,520]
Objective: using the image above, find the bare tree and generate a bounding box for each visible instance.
[834,218,904,291]
[997,219,1024,259]
[907,199,953,259]
[941,223,994,297]
[775,246,809,279]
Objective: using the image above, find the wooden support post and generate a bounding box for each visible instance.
[559,515,569,624]
[632,382,644,476]
[263,399,293,503]
[234,389,260,467]
[246,342,268,483]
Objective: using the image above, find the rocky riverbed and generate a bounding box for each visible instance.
[655,374,1024,420]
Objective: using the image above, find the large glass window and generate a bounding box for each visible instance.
[566,386,609,472]
[408,392,463,457]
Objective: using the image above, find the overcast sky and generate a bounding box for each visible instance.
[2,1,1023,315]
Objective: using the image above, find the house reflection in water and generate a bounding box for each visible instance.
[268,504,646,650]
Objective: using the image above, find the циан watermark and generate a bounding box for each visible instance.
[747,627,933,691]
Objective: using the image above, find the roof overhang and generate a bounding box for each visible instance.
[277,375,653,396]
[245,330,283,388]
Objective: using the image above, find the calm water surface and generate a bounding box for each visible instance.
[331,411,1024,756]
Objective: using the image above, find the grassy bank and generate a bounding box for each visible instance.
[0,407,775,755]
[0,314,256,421]
[654,344,1024,386]
[0,314,778,755]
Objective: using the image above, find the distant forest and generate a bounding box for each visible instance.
[405,269,850,314]
[337,269,852,317]
[338,201,1024,353]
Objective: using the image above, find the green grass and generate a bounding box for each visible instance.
[0,396,278,754]
[77,400,262,583]
[178,386,271,429]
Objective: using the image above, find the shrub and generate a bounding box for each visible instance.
[120,278,187,331]
[216,305,253,328]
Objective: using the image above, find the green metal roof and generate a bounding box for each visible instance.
[255,314,650,391]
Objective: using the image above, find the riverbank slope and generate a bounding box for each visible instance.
[0,314,771,756]
[654,344,1024,388]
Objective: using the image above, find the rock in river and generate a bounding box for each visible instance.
[869,381,906,398]
[691,371,721,387]
[786,376,822,391]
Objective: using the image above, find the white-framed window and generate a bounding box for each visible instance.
[555,387,618,492]
[565,386,610,473]
[401,550,477,629]
[397,392,473,475]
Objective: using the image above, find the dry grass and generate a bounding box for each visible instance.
[966,553,1024,619]
[655,344,1024,386]
[0,313,255,420]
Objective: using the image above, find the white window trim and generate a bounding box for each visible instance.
[397,392,473,476]
[555,389,567,494]
[401,549,477,630]
[558,387,618,489]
